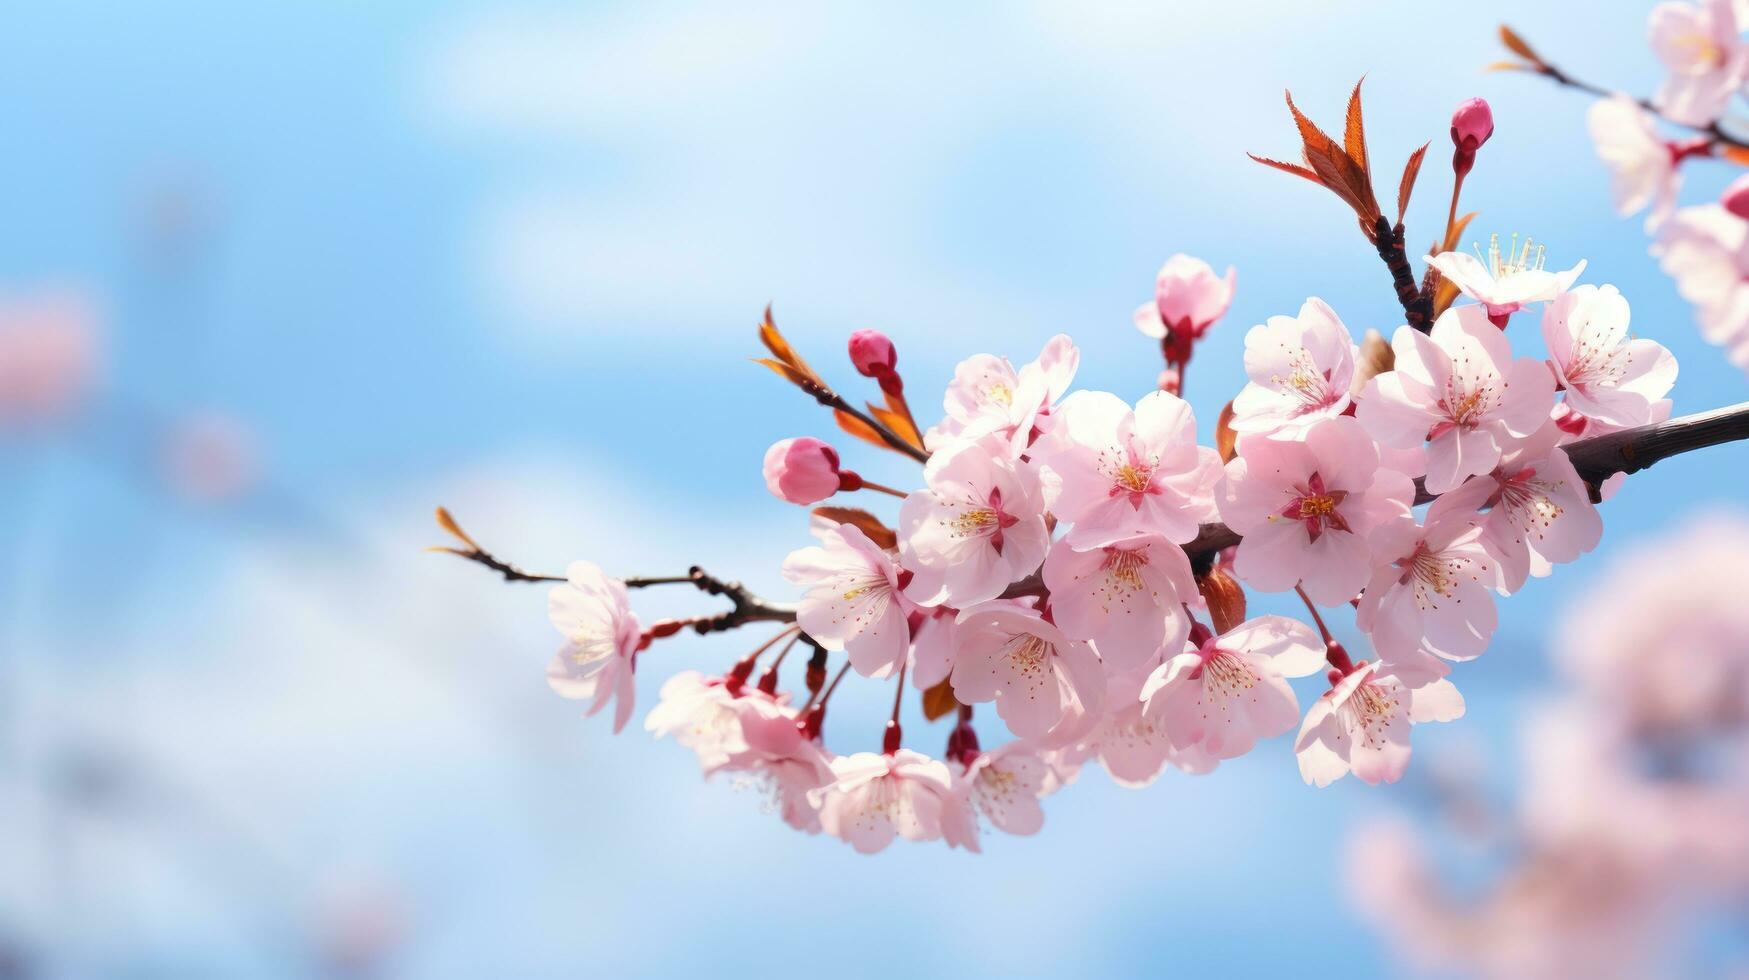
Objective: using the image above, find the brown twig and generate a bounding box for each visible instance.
[1523,60,1749,153]
[441,402,1749,623]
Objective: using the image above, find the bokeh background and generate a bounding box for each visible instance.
[3,1,1747,976]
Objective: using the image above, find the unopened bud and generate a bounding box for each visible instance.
[848,329,896,377]
[1450,98,1493,178]
[762,437,843,505]
[1723,173,1749,220]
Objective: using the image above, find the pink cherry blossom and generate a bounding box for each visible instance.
[1587,94,1687,229]
[762,437,845,505]
[1216,417,1416,605]
[1357,306,1556,494]
[1648,0,1749,126]
[546,561,641,733]
[1071,666,1217,787]
[1040,535,1198,673]
[784,523,912,678]
[906,605,959,690]
[1543,284,1678,428]
[1228,297,1358,435]
[0,289,98,430]
[950,604,1106,740]
[1033,389,1221,547]
[1132,253,1236,340]
[1481,424,1604,593]
[930,334,1078,451]
[809,749,961,853]
[1140,616,1327,759]
[898,436,1050,606]
[1653,204,1749,372]
[953,741,1052,848]
[644,670,790,773]
[737,698,836,833]
[1425,237,1586,321]
[1294,661,1465,787]
[1356,479,1501,665]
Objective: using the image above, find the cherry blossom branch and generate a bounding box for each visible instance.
[1501,26,1749,152]
[440,402,1749,633]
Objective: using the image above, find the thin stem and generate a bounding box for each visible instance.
[889,660,908,725]
[818,660,853,707]
[1527,60,1749,152]
[748,623,802,659]
[1444,171,1466,247]
[1294,584,1336,646]
[857,480,908,499]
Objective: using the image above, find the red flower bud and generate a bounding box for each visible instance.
[1450,98,1494,177]
[762,437,843,504]
[1724,173,1749,220]
[848,329,897,377]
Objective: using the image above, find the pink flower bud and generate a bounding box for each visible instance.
[1146,254,1235,339]
[1450,98,1494,150]
[1723,173,1749,219]
[762,437,844,504]
[1450,98,1493,177]
[848,329,896,377]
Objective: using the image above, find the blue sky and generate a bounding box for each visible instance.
[2,1,1746,976]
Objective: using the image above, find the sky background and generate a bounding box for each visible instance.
[2,1,1747,977]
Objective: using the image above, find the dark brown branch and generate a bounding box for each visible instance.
[444,401,1749,623]
[1373,216,1434,332]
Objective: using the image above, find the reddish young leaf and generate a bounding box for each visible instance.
[757,305,823,387]
[1214,400,1238,464]
[922,678,961,722]
[1397,142,1429,224]
[810,506,899,550]
[1199,566,1248,635]
[868,402,924,451]
[1247,152,1322,185]
[434,506,480,550]
[1498,25,1547,68]
[834,408,892,451]
[1343,77,1371,178]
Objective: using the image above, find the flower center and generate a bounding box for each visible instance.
[1100,546,1150,594]
[1476,231,1548,281]
[1004,633,1053,678]
[1269,347,1340,413]
[1339,681,1400,747]
[1495,468,1566,536]
[1200,650,1258,704]
[1277,472,1350,541]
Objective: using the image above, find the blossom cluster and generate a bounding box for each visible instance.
[1534,0,1749,371]
[1347,514,1749,976]
[533,228,1677,851]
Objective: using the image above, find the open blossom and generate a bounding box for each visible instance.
[1068,667,1217,787]
[644,670,792,774]
[1140,616,1327,760]
[1033,389,1221,547]
[1133,253,1236,342]
[950,604,1105,740]
[899,436,1050,607]
[1587,95,1686,228]
[1481,424,1604,594]
[1041,535,1198,673]
[1425,236,1586,322]
[1653,204,1749,372]
[1542,284,1678,428]
[1216,418,1416,605]
[1357,479,1500,666]
[1648,0,1749,127]
[546,561,641,733]
[1358,305,1555,494]
[930,335,1078,450]
[954,741,1052,847]
[809,749,963,853]
[737,699,836,833]
[784,523,911,678]
[1228,297,1358,435]
[1295,661,1465,787]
